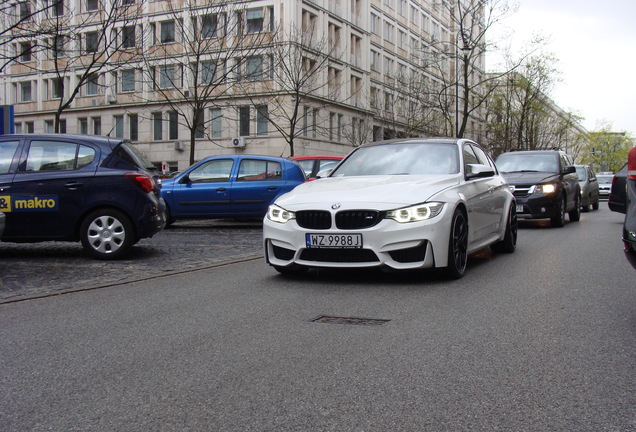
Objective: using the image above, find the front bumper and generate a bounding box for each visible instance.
[514,194,561,220]
[263,207,453,270]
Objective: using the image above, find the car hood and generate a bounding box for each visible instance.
[274,175,460,210]
[501,172,559,185]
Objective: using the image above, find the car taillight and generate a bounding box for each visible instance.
[125,172,156,193]
[628,147,636,180]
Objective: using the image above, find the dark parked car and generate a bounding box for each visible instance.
[623,147,636,264]
[161,154,305,224]
[0,134,166,259]
[575,165,599,211]
[290,155,343,180]
[0,212,4,237]
[495,149,580,227]
[609,163,627,214]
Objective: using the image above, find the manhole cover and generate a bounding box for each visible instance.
[311,315,390,326]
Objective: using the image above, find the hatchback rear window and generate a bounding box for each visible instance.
[115,143,156,171]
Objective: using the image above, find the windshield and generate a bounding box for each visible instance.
[597,175,613,184]
[331,142,459,177]
[496,154,558,174]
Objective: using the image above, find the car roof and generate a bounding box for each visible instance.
[499,149,562,156]
[0,134,125,147]
[290,155,343,160]
[361,137,464,148]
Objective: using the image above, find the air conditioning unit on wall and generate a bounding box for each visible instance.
[174,141,185,151]
[231,137,246,148]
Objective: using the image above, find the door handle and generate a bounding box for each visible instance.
[0,185,9,192]
[64,182,83,190]
[268,186,277,190]
[216,187,227,192]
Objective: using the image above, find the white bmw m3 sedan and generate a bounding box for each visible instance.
[263,138,517,279]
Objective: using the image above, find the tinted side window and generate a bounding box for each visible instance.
[77,145,96,169]
[238,160,282,181]
[0,141,20,174]
[25,140,77,171]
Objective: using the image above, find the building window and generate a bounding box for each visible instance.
[20,81,32,102]
[239,106,250,136]
[337,114,342,141]
[246,9,263,34]
[59,119,66,134]
[79,117,88,135]
[201,60,216,85]
[195,111,204,139]
[168,111,178,140]
[51,35,65,58]
[52,0,64,17]
[45,120,54,133]
[160,20,175,43]
[210,108,222,138]
[245,56,263,81]
[19,42,32,62]
[86,0,98,11]
[85,73,99,95]
[128,114,138,141]
[256,105,268,136]
[92,117,101,135]
[158,65,177,89]
[121,69,135,92]
[384,21,393,43]
[122,25,136,48]
[153,112,162,140]
[114,115,124,138]
[85,31,99,53]
[52,78,63,99]
[201,14,218,38]
[329,112,335,140]
[19,1,31,20]
[303,106,309,137]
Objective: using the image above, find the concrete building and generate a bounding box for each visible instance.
[1,0,475,174]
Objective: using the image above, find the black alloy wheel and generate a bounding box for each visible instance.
[446,209,468,279]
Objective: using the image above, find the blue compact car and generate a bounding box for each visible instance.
[161,155,305,224]
[0,134,166,259]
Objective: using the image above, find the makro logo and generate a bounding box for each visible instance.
[9,195,59,212]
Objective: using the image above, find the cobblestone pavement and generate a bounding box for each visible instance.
[0,219,264,303]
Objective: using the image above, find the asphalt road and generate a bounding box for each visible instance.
[0,206,634,431]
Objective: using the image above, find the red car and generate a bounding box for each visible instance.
[291,155,343,180]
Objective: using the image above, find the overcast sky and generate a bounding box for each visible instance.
[488,0,636,136]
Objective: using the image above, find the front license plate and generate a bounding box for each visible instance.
[516,204,525,213]
[306,233,363,248]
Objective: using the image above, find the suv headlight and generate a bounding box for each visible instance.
[267,204,295,223]
[386,202,444,223]
[533,183,557,194]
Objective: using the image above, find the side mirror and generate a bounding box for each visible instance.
[315,168,333,179]
[564,165,576,175]
[179,174,192,184]
[465,163,495,180]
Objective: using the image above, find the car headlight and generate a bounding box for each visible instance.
[386,202,444,223]
[267,204,295,223]
[534,183,557,194]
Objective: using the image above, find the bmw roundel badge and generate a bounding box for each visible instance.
[332,203,341,210]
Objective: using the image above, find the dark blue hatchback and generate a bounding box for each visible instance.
[0,134,166,259]
[161,154,305,224]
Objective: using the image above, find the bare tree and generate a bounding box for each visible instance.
[240,24,347,156]
[140,0,274,165]
[33,0,142,132]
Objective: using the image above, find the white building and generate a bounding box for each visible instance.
[1,0,477,173]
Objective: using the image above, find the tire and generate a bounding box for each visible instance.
[592,199,599,210]
[550,196,566,227]
[569,193,581,222]
[80,208,135,260]
[492,205,517,253]
[582,195,591,212]
[164,205,176,228]
[445,208,468,279]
